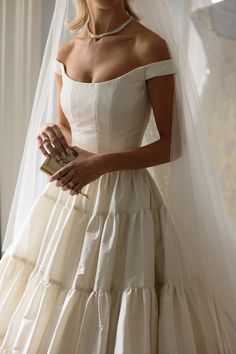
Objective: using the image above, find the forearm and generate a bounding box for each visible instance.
[98,138,171,174]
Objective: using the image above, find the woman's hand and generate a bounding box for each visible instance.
[48,146,106,196]
[37,123,69,160]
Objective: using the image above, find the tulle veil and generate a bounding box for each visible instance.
[2,0,236,350]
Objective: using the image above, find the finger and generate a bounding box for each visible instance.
[59,170,75,187]
[61,184,70,191]
[71,187,89,198]
[70,183,82,195]
[40,132,57,156]
[49,164,73,181]
[54,179,70,189]
[56,179,63,187]
[63,180,79,193]
[52,125,69,153]
[43,128,64,157]
[70,188,80,196]
[37,136,50,158]
[69,146,80,156]
[61,180,78,191]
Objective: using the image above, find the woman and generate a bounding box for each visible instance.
[37,2,174,198]
[1,0,236,353]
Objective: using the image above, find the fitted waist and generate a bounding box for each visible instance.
[71,129,144,153]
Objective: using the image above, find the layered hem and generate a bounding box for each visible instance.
[0,254,158,353]
[0,254,235,353]
[1,171,235,353]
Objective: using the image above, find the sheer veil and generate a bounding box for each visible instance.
[2,0,236,349]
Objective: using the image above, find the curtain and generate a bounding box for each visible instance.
[0,0,55,249]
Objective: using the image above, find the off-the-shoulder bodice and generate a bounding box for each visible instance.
[53,58,176,153]
[54,58,176,84]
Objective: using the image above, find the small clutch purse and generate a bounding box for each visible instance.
[40,149,78,176]
[40,150,89,199]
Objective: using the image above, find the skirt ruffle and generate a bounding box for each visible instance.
[0,170,234,353]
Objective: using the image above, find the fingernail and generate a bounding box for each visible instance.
[55,154,60,161]
[61,152,66,158]
[66,148,71,154]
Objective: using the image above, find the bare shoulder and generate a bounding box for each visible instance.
[56,37,75,63]
[133,21,171,64]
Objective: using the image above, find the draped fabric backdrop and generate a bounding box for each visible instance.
[0,0,55,251]
[0,0,235,251]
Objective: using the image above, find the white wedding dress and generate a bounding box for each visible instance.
[0,57,234,353]
[191,6,236,223]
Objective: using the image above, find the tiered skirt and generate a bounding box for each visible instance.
[0,169,232,353]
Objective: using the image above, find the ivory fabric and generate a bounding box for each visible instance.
[0,59,221,354]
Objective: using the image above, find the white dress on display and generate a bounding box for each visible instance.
[191,5,236,222]
[0,56,234,353]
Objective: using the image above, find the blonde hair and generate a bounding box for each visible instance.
[64,0,140,32]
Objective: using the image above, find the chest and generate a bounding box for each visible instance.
[64,35,141,84]
[60,74,151,153]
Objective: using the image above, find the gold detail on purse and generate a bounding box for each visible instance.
[40,150,78,176]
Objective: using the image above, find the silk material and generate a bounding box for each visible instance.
[0,59,220,354]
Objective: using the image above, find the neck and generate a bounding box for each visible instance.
[86,1,130,35]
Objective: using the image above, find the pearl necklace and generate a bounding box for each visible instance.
[86,15,134,39]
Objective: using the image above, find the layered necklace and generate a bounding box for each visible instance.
[86,14,134,39]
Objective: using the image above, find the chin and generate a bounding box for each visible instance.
[94,0,122,10]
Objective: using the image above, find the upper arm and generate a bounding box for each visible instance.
[142,36,175,142]
[55,74,71,130]
[146,69,175,142]
[55,40,73,130]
